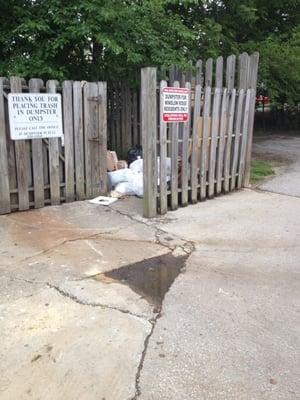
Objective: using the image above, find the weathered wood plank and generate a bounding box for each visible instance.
[120,86,126,156]
[132,90,138,146]
[83,82,98,198]
[159,80,168,215]
[223,88,236,192]
[200,86,212,200]
[98,81,107,195]
[181,82,192,206]
[115,88,122,155]
[169,65,176,85]
[10,76,30,211]
[195,60,203,86]
[0,78,11,214]
[226,55,236,89]
[238,52,249,89]
[208,88,221,198]
[238,89,251,188]
[73,81,85,199]
[230,89,245,190]
[28,78,44,208]
[205,58,213,87]
[46,80,60,205]
[124,86,132,152]
[216,88,228,194]
[170,81,180,210]
[62,80,75,202]
[141,68,157,218]
[244,52,259,186]
[215,56,224,88]
[191,84,202,203]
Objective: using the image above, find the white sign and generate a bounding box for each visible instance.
[162,87,190,123]
[8,93,63,140]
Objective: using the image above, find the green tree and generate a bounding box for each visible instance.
[0,0,194,81]
[172,0,300,104]
[0,0,299,104]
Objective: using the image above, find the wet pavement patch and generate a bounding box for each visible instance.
[95,253,188,308]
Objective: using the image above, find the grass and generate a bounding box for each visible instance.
[250,160,274,183]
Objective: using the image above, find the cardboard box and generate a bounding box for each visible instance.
[117,160,128,169]
[107,151,119,171]
[107,151,128,171]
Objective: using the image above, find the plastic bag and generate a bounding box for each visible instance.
[107,169,133,189]
[127,145,143,165]
[131,173,144,197]
[113,181,136,196]
[129,158,143,174]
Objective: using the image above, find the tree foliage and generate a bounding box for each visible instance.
[0,0,299,104]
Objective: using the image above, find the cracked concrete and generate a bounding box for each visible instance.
[1,136,299,400]
[0,196,194,400]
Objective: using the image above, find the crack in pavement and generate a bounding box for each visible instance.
[47,283,150,321]
[9,276,151,322]
[5,204,196,400]
[129,252,193,400]
[131,313,160,400]
[109,206,195,255]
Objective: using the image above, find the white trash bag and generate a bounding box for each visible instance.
[107,168,133,189]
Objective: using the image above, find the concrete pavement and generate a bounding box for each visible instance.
[0,135,299,399]
[253,135,300,197]
[138,190,300,400]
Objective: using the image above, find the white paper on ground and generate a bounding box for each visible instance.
[89,196,118,206]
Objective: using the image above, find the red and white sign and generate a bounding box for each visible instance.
[162,87,190,123]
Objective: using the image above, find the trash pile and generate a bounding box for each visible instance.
[107,146,171,198]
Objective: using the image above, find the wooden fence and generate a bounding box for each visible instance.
[0,77,107,214]
[141,52,259,217]
[107,86,141,157]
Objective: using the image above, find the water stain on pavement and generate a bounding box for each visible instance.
[94,253,188,308]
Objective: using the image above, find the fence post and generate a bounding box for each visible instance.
[141,67,157,218]
[244,52,259,187]
[0,78,11,214]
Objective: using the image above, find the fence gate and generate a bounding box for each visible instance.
[141,52,259,218]
[0,77,107,214]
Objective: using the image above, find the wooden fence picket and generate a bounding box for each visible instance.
[200,86,212,200]
[191,84,202,203]
[84,82,97,198]
[181,82,192,206]
[244,52,259,186]
[238,52,249,89]
[47,80,60,205]
[98,81,108,195]
[0,78,10,214]
[159,80,168,214]
[231,89,245,190]
[238,89,252,188]
[10,76,30,211]
[226,55,236,89]
[216,88,228,194]
[170,81,180,210]
[215,56,224,88]
[205,58,213,87]
[73,81,85,200]
[29,78,44,208]
[62,80,75,202]
[208,88,221,198]
[141,67,157,218]
[223,88,236,192]
[195,60,203,86]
